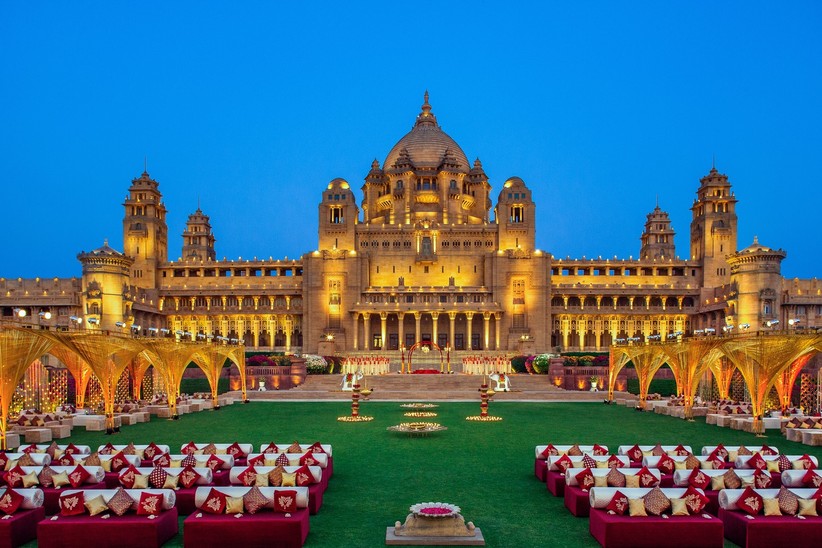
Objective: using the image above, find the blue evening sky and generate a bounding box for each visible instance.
[2,2,820,279]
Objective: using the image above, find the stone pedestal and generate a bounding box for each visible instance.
[387,514,484,546]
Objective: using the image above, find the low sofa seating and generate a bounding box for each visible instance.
[545,454,629,497]
[115,466,214,514]
[247,452,331,491]
[2,452,52,470]
[98,443,171,466]
[229,465,324,514]
[258,442,334,477]
[21,443,90,457]
[8,465,106,514]
[642,455,727,488]
[617,445,693,467]
[734,453,818,488]
[71,414,107,431]
[183,486,310,548]
[671,468,761,515]
[564,467,661,517]
[717,487,822,548]
[37,488,177,548]
[588,486,723,548]
[781,469,822,489]
[153,454,235,485]
[534,444,609,481]
[0,487,45,548]
[180,443,253,467]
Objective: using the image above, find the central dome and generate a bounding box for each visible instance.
[383,92,470,172]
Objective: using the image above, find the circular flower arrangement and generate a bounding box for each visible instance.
[420,345,430,354]
[409,502,461,518]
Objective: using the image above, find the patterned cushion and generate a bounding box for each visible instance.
[206,455,225,471]
[201,488,227,514]
[574,468,595,490]
[59,491,86,516]
[737,486,763,515]
[226,442,244,457]
[248,455,265,466]
[263,442,280,454]
[99,443,114,455]
[110,451,129,472]
[657,454,675,475]
[672,444,690,456]
[636,466,657,488]
[106,487,134,516]
[268,465,285,487]
[803,469,822,488]
[777,486,799,515]
[592,444,608,456]
[65,443,80,455]
[605,490,628,515]
[651,444,665,457]
[144,442,161,460]
[0,487,24,515]
[682,486,709,514]
[553,455,573,473]
[83,452,102,466]
[119,464,140,488]
[606,467,626,487]
[136,491,163,516]
[57,454,75,466]
[123,443,137,455]
[688,467,710,489]
[149,467,168,489]
[567,444,582,456]
[737,445,752,456]
[286,441,302,454]
[798,454,816,470]
[754,469,773,489]
[38,465,56,488]
[201,443,218,455]
[643,486,671,516]
[582,454,597,469]
[68,465,91,488]
[182,442,198,455]
[299,452,318,467]
[181,454,197,468]
[273,489,298,512]
[626,445,642,462]
[722,469,742,489]
[685,454,701,470]
[17,453,36,467]
[747,453,767,470]
[179,465,201,489]
[607,455,624,468]
[295,465,313,487]
[4,465,26,488]
[238,466,257,486]
[243,486,270,514]
[154,453,171,467]
[760,445,778,456]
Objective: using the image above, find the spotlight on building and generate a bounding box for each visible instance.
[739,323,750,330]
[115,321,126,328]
[70,316,83,324]
[694,329,705,335]
[147,327,159,334]
[765,320,780,328]
[38,311,52,320]
[87,318,99,325]
[160,328,171,335]
[175,330,184,336]
[788,319,801,326]
[196,333,206,340]
[13,308,27,318]
[705,328,716,335]
[722,325,734,333]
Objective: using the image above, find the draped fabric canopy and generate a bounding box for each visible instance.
[48,345,94,410]
[191,345,246,408]
[659,339,724,419]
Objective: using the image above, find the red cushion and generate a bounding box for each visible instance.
[0,487,24,515]
[99,442,114,455]
[777,455,792,472]
[298,452,318,467]
[308,442,326,454]
[144,442,161,460]
[657,454,675,475]
[799,454,816,470]
[263,442,280,454]
[65,443,80,455]
[554,454,573,473]
[182,442,198,455]
[248,454,265,466]
[747,452,767,471]
[607,454,624,468]
[119,464,140,488]
[238,466,257,487]
[273,489,298,513]
[753,469,773,489]
[110,451,129,473]
[179,465,201,489]
[68,465,91,488]
[811,486,822,513]
[226,443,243,458]
[154,453,171,467]
[759,445,777,456]
[149,467,168,489]
[59,491,86,516]
[206,455,225,471]
[181,454,197,468]
[803,469,822,488]
[626,444,642,462]
[637,466,657,488]
[22,444,38,454]
[736,486,763,515]
[673,444,690,456]
[688,467,710,489]
[4,466,25,488]
[136,491,163,516]
[682,486,709,514]
[605,490,628,515]
[575,468,595,490]
[0,454,7,470]
[294,465,313,487]
[57,454,75,466]
[201,488,227,514]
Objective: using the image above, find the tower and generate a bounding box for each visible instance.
[689,166,737,288]
[77,241,134,331]
[726,237,786,331]
[640,203,676,260]
[496,176,536,252]
[122,171,168,289]
[181,207,216,262]
[318,178,358,252]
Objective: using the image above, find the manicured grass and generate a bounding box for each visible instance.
[626,378,678,396]
[47,401,822,547]
[179,378,229,395]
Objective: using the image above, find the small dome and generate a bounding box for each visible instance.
[88,239,125,257]
[383,92,469,172]
[739,236,775,254]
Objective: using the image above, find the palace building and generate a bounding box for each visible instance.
[2,93,820,356]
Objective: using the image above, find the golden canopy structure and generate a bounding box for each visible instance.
[139,339,202,420]
[607,344,666,409]
[659,339,724,420]
[191,344,247,409]
[127,354,153,401]
[48,345,94,410]
[707,356,736,401]
[0,325,54,450]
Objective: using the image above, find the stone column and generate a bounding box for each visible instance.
[483,312,491,350]
[380,312,388,350]
[414,312,422,344]
[494,313,501,350]
[466,312,474,350]
[352,313,359,351]
[284,316,293,351]
[397,312,405,349]
[431,312,439,345]
[363,313,371,351]
[449,312,456,348]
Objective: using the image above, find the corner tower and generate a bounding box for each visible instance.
[726,237,786,331]
[181,207,216,261]
[77,241,134,331]
[497,176,536,251]
[122,171,168,289]
[640,203,676,260]
[318,178,358,251]
[689,166,737,288]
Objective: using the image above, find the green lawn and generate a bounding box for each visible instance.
[45,401,822,547]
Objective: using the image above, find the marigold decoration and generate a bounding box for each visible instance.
[387,422,447,435]
[409,502,460,518]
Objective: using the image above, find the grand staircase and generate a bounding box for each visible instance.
[241,373,619,402]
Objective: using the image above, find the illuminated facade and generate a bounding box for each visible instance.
[1,94,820,355]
